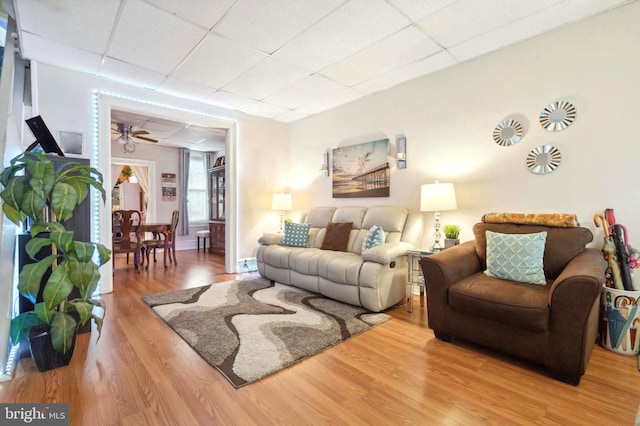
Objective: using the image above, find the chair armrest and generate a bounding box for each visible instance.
[547,248,604,375]
[361,242,414,264]
[259,233,283,245]
[420,241,481,289]
[420,241,481,333]
[549,248,604,309]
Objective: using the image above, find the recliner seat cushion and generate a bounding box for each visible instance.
[448,273,550,332]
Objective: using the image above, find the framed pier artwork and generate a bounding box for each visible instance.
[332,139,390,198]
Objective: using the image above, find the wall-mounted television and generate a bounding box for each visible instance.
[25,115,64,156]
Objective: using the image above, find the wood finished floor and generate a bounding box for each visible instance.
[1,249,639,425]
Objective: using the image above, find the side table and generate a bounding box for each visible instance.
[406,250,435,312]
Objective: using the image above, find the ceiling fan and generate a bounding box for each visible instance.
[111,123,158,153]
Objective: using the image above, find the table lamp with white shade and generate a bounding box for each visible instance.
[272,193,293,233]
[420,182,457,251]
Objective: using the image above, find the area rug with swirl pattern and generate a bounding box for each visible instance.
[141,277,391,388]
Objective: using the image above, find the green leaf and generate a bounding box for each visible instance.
[9,312,41,344]
[51,182,78,222]
[25,236,52,259]
[96,243,112,267]
[92,314,103,342]
[65,300,93,326]
[49,230,74,253]
[34,301,55,325]
[2,202,24,226]
[0,175,26,211]
[0,162,25,187]
[25,159,55,195]
[72,241,95,262]
[29,222,65,236]
[42,261,73,309]
[20,187,47,221]
[50,311,76,354]
[67,257,99,299]
[18,257,55,303]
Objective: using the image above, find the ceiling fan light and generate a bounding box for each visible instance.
[117,135,128,145]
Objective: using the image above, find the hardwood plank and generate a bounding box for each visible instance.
[1,250,638,425]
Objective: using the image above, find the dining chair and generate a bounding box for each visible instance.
[142,210,179,268]
[112,210,142,270]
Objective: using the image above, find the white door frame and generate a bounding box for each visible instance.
[95,92,237,293]
[111,158,155,223]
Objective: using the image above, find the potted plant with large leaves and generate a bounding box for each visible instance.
[0,152,111,371]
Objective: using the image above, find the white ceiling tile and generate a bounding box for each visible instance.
[203,91,256,110]
[171,126,224,146]
[14,0,119,53]
[214,0,344,54]
[241,101,290,118]
[320,26,441,86]
[108,0,208,74]
[222,58,312,100]
[145,0,235,29]
[20,33,103,75]
[447,0,628,62]
[99,58,166,89]
[297,88,366,115]
[155,77,217,101]
[274,110,309,123]
[172,33,267,89]
[264,74,348,110]
[355,51,457,94]
[388,0,459,21]
[13,0,636,123]
[418,0,563,48]
[273,0,411,72]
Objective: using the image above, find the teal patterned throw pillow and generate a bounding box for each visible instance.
[362,225,385,252]
[281,222,311,247]
[484,230,547,285]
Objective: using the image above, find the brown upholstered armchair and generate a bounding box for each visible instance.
[420,217,604,385]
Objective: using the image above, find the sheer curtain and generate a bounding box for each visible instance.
[130,165,150,212]
[111,164,123,189]
[178,149,190,236]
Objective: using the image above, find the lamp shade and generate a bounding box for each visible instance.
[272,193,292,211]
[420,183,457,212]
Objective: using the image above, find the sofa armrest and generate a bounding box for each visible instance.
[362,241,414,264]
[258,233,283,245]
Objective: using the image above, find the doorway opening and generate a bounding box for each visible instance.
[96,92,238,294]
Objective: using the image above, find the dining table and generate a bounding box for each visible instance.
[112,222,172,272]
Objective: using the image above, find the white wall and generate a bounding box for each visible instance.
[290,2,640,248]
[34,64,289,270]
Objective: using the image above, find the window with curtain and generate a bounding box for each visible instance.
[187,152,208,223]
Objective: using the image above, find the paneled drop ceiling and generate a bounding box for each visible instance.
[10,0,634,123]
[110,109,226,152]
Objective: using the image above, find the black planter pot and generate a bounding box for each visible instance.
[29,324,76,372]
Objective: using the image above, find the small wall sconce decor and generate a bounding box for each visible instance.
[397,136,407,169]
[320,150,330,177]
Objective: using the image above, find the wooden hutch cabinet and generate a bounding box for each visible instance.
[208,165,225,255]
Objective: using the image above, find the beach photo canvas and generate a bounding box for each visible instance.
[332,139,390,198]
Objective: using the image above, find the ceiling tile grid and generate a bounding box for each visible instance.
[107,0,209,74]
[12,0,635,124]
